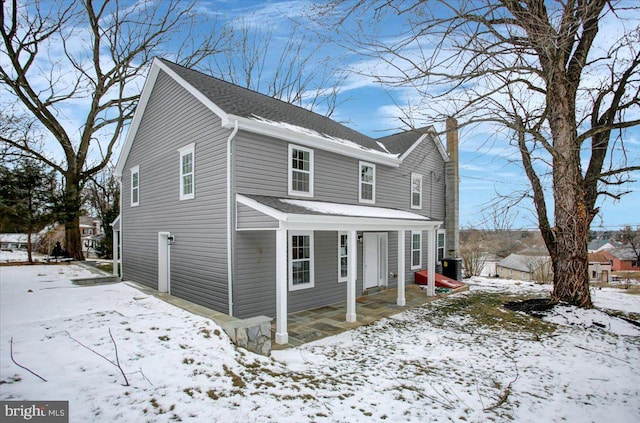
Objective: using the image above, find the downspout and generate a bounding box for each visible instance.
[227,120,239,316]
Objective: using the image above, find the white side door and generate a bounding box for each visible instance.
[363,233,388,289]
[158,232,171,293]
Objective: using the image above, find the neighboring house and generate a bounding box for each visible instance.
[496,254,552,282]
[601,246,640,271]
[114,58,459,344]
[588,239,619,253]
[588,253,611,283]
[479,254,500,277]
[0,233,30,250]
[80,216,102,257]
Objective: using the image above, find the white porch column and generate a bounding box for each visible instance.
[346,230,358,322]
[397,230,406,306]
[275,228,288,344]
[427,227,436,296]
[112,229,119,277]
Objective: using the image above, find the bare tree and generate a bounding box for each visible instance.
[0,0,224,259]
[530,256,553,285]
[84,167,119,259]
[619,225,640,263]
[322,0,640,307]
[209,19,347,117]
[460,229,487,278]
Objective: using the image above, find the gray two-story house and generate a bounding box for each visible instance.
[114,58,459,344]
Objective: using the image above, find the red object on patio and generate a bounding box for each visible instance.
[414,270,465,289]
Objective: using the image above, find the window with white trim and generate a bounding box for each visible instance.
[411,172,422,209]
[437,230,446,262]
[179,143,195,200]
[359,161,375,203]
[338,232,348,283]
[130,166,140,207]
[411,231,422,270]
[289,231,314,290]
[288,145,313,197]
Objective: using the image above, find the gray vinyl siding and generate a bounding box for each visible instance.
[234,131,446,220]
[233,231,276,318]
[121,70,230,313]
[236,203,279,230]
[235,230,359,318]
[232,131,446,315]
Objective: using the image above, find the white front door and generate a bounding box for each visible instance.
[363,232,388,289]
[158,232,171,293]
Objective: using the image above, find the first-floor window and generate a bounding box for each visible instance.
[411,231,422,269]
[338,232,348,283]
[437,230,446,262]
[289,231,314,290]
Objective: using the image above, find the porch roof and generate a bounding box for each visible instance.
[237,194,442,231]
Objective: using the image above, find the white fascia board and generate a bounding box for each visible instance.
[282,214,442,232]
[114,62,162,178]
[227,115,401,168]
[236,194,289,222]
[398,127,450,163]
[114,58,232,178]
[155,59,230,126]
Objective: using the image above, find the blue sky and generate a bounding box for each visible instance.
[6,0,637,230]
[206,0,639,231]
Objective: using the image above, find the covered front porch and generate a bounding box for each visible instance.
[271,283,468,349]
[236,194,443,345]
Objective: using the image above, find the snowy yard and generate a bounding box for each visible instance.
[1,264,639,422]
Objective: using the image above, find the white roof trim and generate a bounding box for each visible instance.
[398,129,449,163]
[236,194,442,231]
[114,58,231,177]
[236,194,288,222]
[114,62,161,177]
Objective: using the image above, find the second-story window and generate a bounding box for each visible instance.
[179,143,195,201]
[411,172,422,209]
[359,161,375,204]
[130,165,140,207]
[288,144,313,197]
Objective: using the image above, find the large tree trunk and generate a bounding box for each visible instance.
[551,195,592,307]
[63,178,84,261]
[547,77,592,308]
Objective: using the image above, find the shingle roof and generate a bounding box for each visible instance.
[376,127,431,155]
[610,246,640,261]
[588,253,610,263]
[159,59,389,154]
[498,254,550,273]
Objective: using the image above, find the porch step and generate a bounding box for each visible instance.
[362,286,387,296]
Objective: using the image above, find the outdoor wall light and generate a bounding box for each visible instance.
[167,235,175,245]
[357,234,363,243]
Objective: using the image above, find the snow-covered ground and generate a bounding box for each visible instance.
[1,265,639,422]
[0,250,48,263]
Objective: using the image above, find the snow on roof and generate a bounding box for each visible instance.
[279,198,430,220]
[249,115,400,160]
[0,233,29,243]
